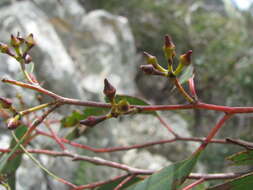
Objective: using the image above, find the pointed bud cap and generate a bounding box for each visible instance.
[163,35,176,59]
[180,50,193,66]
[0,97,12,109]
[164,35,175,49]
[80,115,107,127]
[11,34,21,48]
[7,116,21,130]
[103,78,116,101]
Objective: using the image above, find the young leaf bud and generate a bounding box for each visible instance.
[117,99,130,113]
[163,35,176,59]
[0,97,12,109]
[80,115,107,127]
[7,115,21,130]
[140,65,165,76]
[103,78,116,102]
[11,34,21,48]
[179,50,193,66]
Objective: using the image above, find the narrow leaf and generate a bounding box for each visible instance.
[127,152,201,190]
[179,65,194,85]
[227,150,253,166]
[0,125,28,190]
[207,172,253,190]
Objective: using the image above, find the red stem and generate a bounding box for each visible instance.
[182,178,205,190]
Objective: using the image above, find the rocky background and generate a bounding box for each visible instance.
[0,1,196,189]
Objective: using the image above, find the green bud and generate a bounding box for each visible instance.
[25,33,35,48]
[117,99,130,113]
[143,52,167,72]
[0,43,14,57]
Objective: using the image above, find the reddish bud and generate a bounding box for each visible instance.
[164,35,175,49]
[103,78,116,102]
[7,115,21,130]
[0,97,12,109]
[80,115,107,127]
[24,54,32,64]
[180,50,193,66]
[140,65,165,76]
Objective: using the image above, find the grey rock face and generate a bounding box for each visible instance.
[0,1,82,100]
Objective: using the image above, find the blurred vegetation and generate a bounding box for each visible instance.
[79,0,253,173]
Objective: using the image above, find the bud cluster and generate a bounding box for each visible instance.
[140,35,193,77]
[0,33,35,65]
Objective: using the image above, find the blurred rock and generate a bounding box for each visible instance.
[0,1,82,101]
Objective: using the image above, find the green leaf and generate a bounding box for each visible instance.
[227,150,253,166]
[0,125,28,190]
[178,65,194,85]
[96,176,142,190]
[207,172,253,190]
[105,94,157,116]
[127,152,201,190]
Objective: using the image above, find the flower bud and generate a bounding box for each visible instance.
[140,65,165,76]
[143,52,166,72]
[80,115,107,127]
[25,33,35,48]
[117,99,130,113]
[0,43,14,57]
[11,34,21,48]
[179,50,193,66]
[103,78,116,102]
[0,97,12,109]
[163,35,176,59]
[7,115,21,130]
